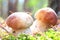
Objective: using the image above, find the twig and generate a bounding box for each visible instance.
[9,11,13,14]
[0,23,10,34]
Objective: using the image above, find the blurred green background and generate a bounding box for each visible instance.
[0,0,60,19]
[0,0,48,19]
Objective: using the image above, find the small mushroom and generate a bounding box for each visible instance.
[6,12,33,35]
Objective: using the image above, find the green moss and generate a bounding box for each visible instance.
[2,29,60,40]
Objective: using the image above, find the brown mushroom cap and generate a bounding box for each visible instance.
[6,12,33,30]
[35,7,57,25]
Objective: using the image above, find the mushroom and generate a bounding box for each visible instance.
[6,12,33,35]
[30,7,57,35]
